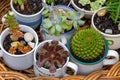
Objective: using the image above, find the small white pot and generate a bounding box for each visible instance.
[91,7,120,49]
[0,25,38,70]
[10,0,45,29]
[33,40,78,78]
[71,0,94,18]
[67,39,119,75]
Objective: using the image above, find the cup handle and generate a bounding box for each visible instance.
[0,50,3,57]
[103,50,119,65]
[64,62,78,76]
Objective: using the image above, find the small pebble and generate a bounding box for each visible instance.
[11,41,19,48]
[97,9,106,17]
[118,23,120,30]
[20,40,27,45]
[105,29,112,34]
[28,42,35,48]
[24,32,34,42]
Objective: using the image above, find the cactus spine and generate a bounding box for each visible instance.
[71,29,104,62]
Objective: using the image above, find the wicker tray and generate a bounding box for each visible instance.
[0,0,120,80]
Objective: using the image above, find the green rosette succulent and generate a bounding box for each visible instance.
[71,29,104,62]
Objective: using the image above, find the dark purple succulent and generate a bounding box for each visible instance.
[36,40,69,73]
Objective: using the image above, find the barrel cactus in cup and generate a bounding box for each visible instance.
[71,29,105,62]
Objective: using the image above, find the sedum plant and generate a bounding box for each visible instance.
[36,40,69,73]
[71,29,104,62]
[5,13,24,38]
[78,0,105,11]
[42,4,85,36]
[105,0,120,23]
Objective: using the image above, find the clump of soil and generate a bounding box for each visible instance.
[13,0,43,15]
[94,12,120,34]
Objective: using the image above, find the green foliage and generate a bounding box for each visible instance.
[5,13,19,31]
[14,0,24,5]
[46,0,57,4]
[42,6,85,36]
[71,29,104,61]
[105,0,120,23]
[78,0,105,11]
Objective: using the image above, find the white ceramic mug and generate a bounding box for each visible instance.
[10,0,45,29]
[0,25,38,70]
[67,39,119,75]
[72,50,119,75]
[33,40,78,78]
[91,7,120,49]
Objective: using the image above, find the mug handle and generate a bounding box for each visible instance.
[64,62,78,76]
[103,50,119,65]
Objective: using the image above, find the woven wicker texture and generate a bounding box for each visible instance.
[0,0,120,80]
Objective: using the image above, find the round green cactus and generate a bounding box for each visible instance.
[71,29,105,62]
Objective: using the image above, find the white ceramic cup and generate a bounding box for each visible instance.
[33,40,78,78]
[67,39,119,75]
[0,25,38,70]
[73,50,119,75]
[91,7,120,49]
[10,0,45,29]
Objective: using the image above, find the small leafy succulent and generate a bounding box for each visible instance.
[105,0,120,23]
[78,0,105,11]
[13,0,24,6]
[36,40,69,73]
[13,0,24,11]
[42,5,85,36]
[5,13,23,38]
[71,29,104,62]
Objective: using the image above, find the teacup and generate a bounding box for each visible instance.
[0,25,38,70]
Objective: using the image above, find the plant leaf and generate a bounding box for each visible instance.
[49,26,56,34]
[66,11,75,20]
[18,0,24,5]
[77,20,85,26]
[78,0,90,6]
[73,21,78,29]
[55,30,60,36]
[77,12,84,19]
[43,19,52,29]
[55,24,62,32]
[14,0,17,4]
[90,1,102,11]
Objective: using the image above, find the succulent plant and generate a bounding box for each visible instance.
[71,29,105,62]
[105,0,120,23]
[5,13,24,38]
[36,40,69,73]
[42,4,85,36]
[78,0,105,11]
